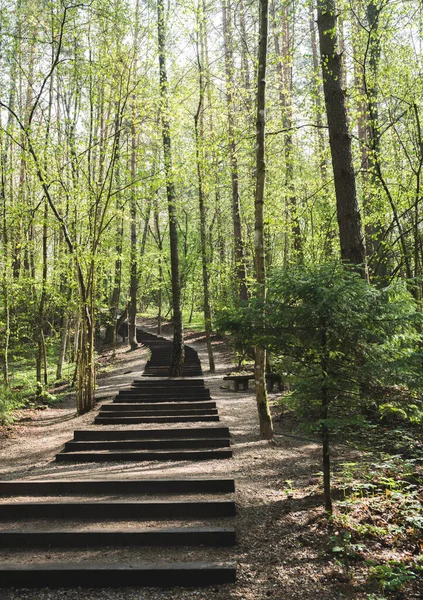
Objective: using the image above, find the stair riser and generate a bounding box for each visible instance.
[0,479,235,496]
[144,363,201,366]
[0,501,237,519]
[94,416,220,424]
[142,373,203,377]
[119,390,210,396]
[97,410,218,418]
[131,380,205,386]
[113,397,211,403]
[0,565,237,588]
[102,402,216,411]
[143,364,201,368]
[56,450,233,462]
[0,529,236,548]
[73,428,230,440]
[144,364,201,368]
[130,388,206,393]
[115,397,212,403]
[64,439,230,451]
[143,372,203,377]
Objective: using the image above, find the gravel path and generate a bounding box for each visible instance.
[0,328,371,599]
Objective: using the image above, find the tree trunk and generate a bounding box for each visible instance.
[271,0,302,262]
[56,313,69,381]
[0,125,10,386]
[105,111,123,347]
[76,301,95,415]
[202,3,225,295]
[254,0,273,440]
[128,0,140,350]
[128,113,139,350]
[36,199,49,386]
[154,194,164,335]
[309,3,327,180]
[222,0,249,302]
[317,0,367,275]
[320,326,332,513]
[238,0,252,112]
[157,0,184,376]
[363,1,387,283]
[194,9,215,373]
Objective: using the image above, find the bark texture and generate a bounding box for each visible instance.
[254,0,273,440]
[222,0,248,302]
[195,9,215,373]
[157,0,184,376]
[270,0,302,262]
[317,0,367,274]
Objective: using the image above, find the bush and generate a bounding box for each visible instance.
[216,261,423,510]
[0,385,24,424]
[219,262,423,423]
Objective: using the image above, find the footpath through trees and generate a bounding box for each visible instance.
[1,324,419,598]
[0,327,236,588]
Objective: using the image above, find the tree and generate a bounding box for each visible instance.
[221,0,249,302]
[254,0,273,439]
[157,0,184,376]
[194,2,215,372]
[317,0,368,274]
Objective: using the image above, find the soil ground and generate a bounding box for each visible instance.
[0,320,418,599]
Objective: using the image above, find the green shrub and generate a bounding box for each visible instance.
[35,381,57,404]
[369,561,419,592]
[0,385,24,423]
[218,262,423,423]
[216,261,423,510]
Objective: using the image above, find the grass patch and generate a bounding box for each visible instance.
[0,344,76,423]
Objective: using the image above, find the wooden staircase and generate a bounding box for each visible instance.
[0,328,237,589]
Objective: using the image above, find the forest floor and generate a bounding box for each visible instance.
[0,319,421,600]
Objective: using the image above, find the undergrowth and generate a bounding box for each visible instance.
[277,403,423,598]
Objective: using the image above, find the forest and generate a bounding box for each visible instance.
[0,0,422,596]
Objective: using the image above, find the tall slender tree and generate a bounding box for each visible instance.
[254,0,273,440]
[157,0,184,376]
[194,2,215,372]
[222,0,249,302]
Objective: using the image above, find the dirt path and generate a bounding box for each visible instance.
[0,327,369,600]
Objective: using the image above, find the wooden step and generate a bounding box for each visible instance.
[73,427,230,440]
[113,395,211,403]
[94,415,220,424]
[144,363,201,368]
[117,389,211,397]
[0,478,235,496]
[0,527,236,548]
[144,360,201,364]
[114,396,212,403]
[102,401,216,411]
[131,380,205,386]
[142,372,203,378]
[145,360,201,364]
[143,369,202,374]
[97,409,219,418]
[0,562,237,588]
[63,438,230,451]
[56,449,232,462]
[0,500,237,519]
